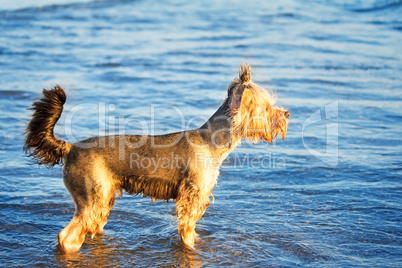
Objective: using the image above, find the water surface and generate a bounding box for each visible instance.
[0,0,401,266]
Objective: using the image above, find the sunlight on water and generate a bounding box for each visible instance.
[0,0,401,266]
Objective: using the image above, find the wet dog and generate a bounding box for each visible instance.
[24,64,289,253]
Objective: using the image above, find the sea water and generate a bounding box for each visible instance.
[0,0,401,266]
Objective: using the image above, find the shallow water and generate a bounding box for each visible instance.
[0,0,401,267]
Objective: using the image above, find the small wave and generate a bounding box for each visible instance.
[0,0,135,13]
[0,0,90,12]
[0,90,31,100]
[351,0,402,12]
[94,62,122,68]
[393,26,402,31]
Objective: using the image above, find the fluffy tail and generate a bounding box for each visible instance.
[24,85,71,167]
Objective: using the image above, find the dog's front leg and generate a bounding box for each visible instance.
[175,184,210,248]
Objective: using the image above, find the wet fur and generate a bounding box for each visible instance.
[24,85,71,166]
[24,64,289,253]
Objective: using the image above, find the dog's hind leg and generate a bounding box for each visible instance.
[90,193,116,237]
[57,214,87,253]
[58,165,116,253]
[58,197,115,253]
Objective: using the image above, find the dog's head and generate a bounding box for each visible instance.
[228,64,289,143]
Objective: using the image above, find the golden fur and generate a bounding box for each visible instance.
[229,65,287,143]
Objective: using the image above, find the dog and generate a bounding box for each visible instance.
[24,64,289,253]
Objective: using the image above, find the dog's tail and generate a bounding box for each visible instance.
[24,85,71,167]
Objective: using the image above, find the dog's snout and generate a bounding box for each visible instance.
[284,111,290,119]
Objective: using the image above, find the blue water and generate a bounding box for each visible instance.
[0,0,401,266]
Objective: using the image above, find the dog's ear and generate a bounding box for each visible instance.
[230,87,253,113]
[239,88,253,113]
